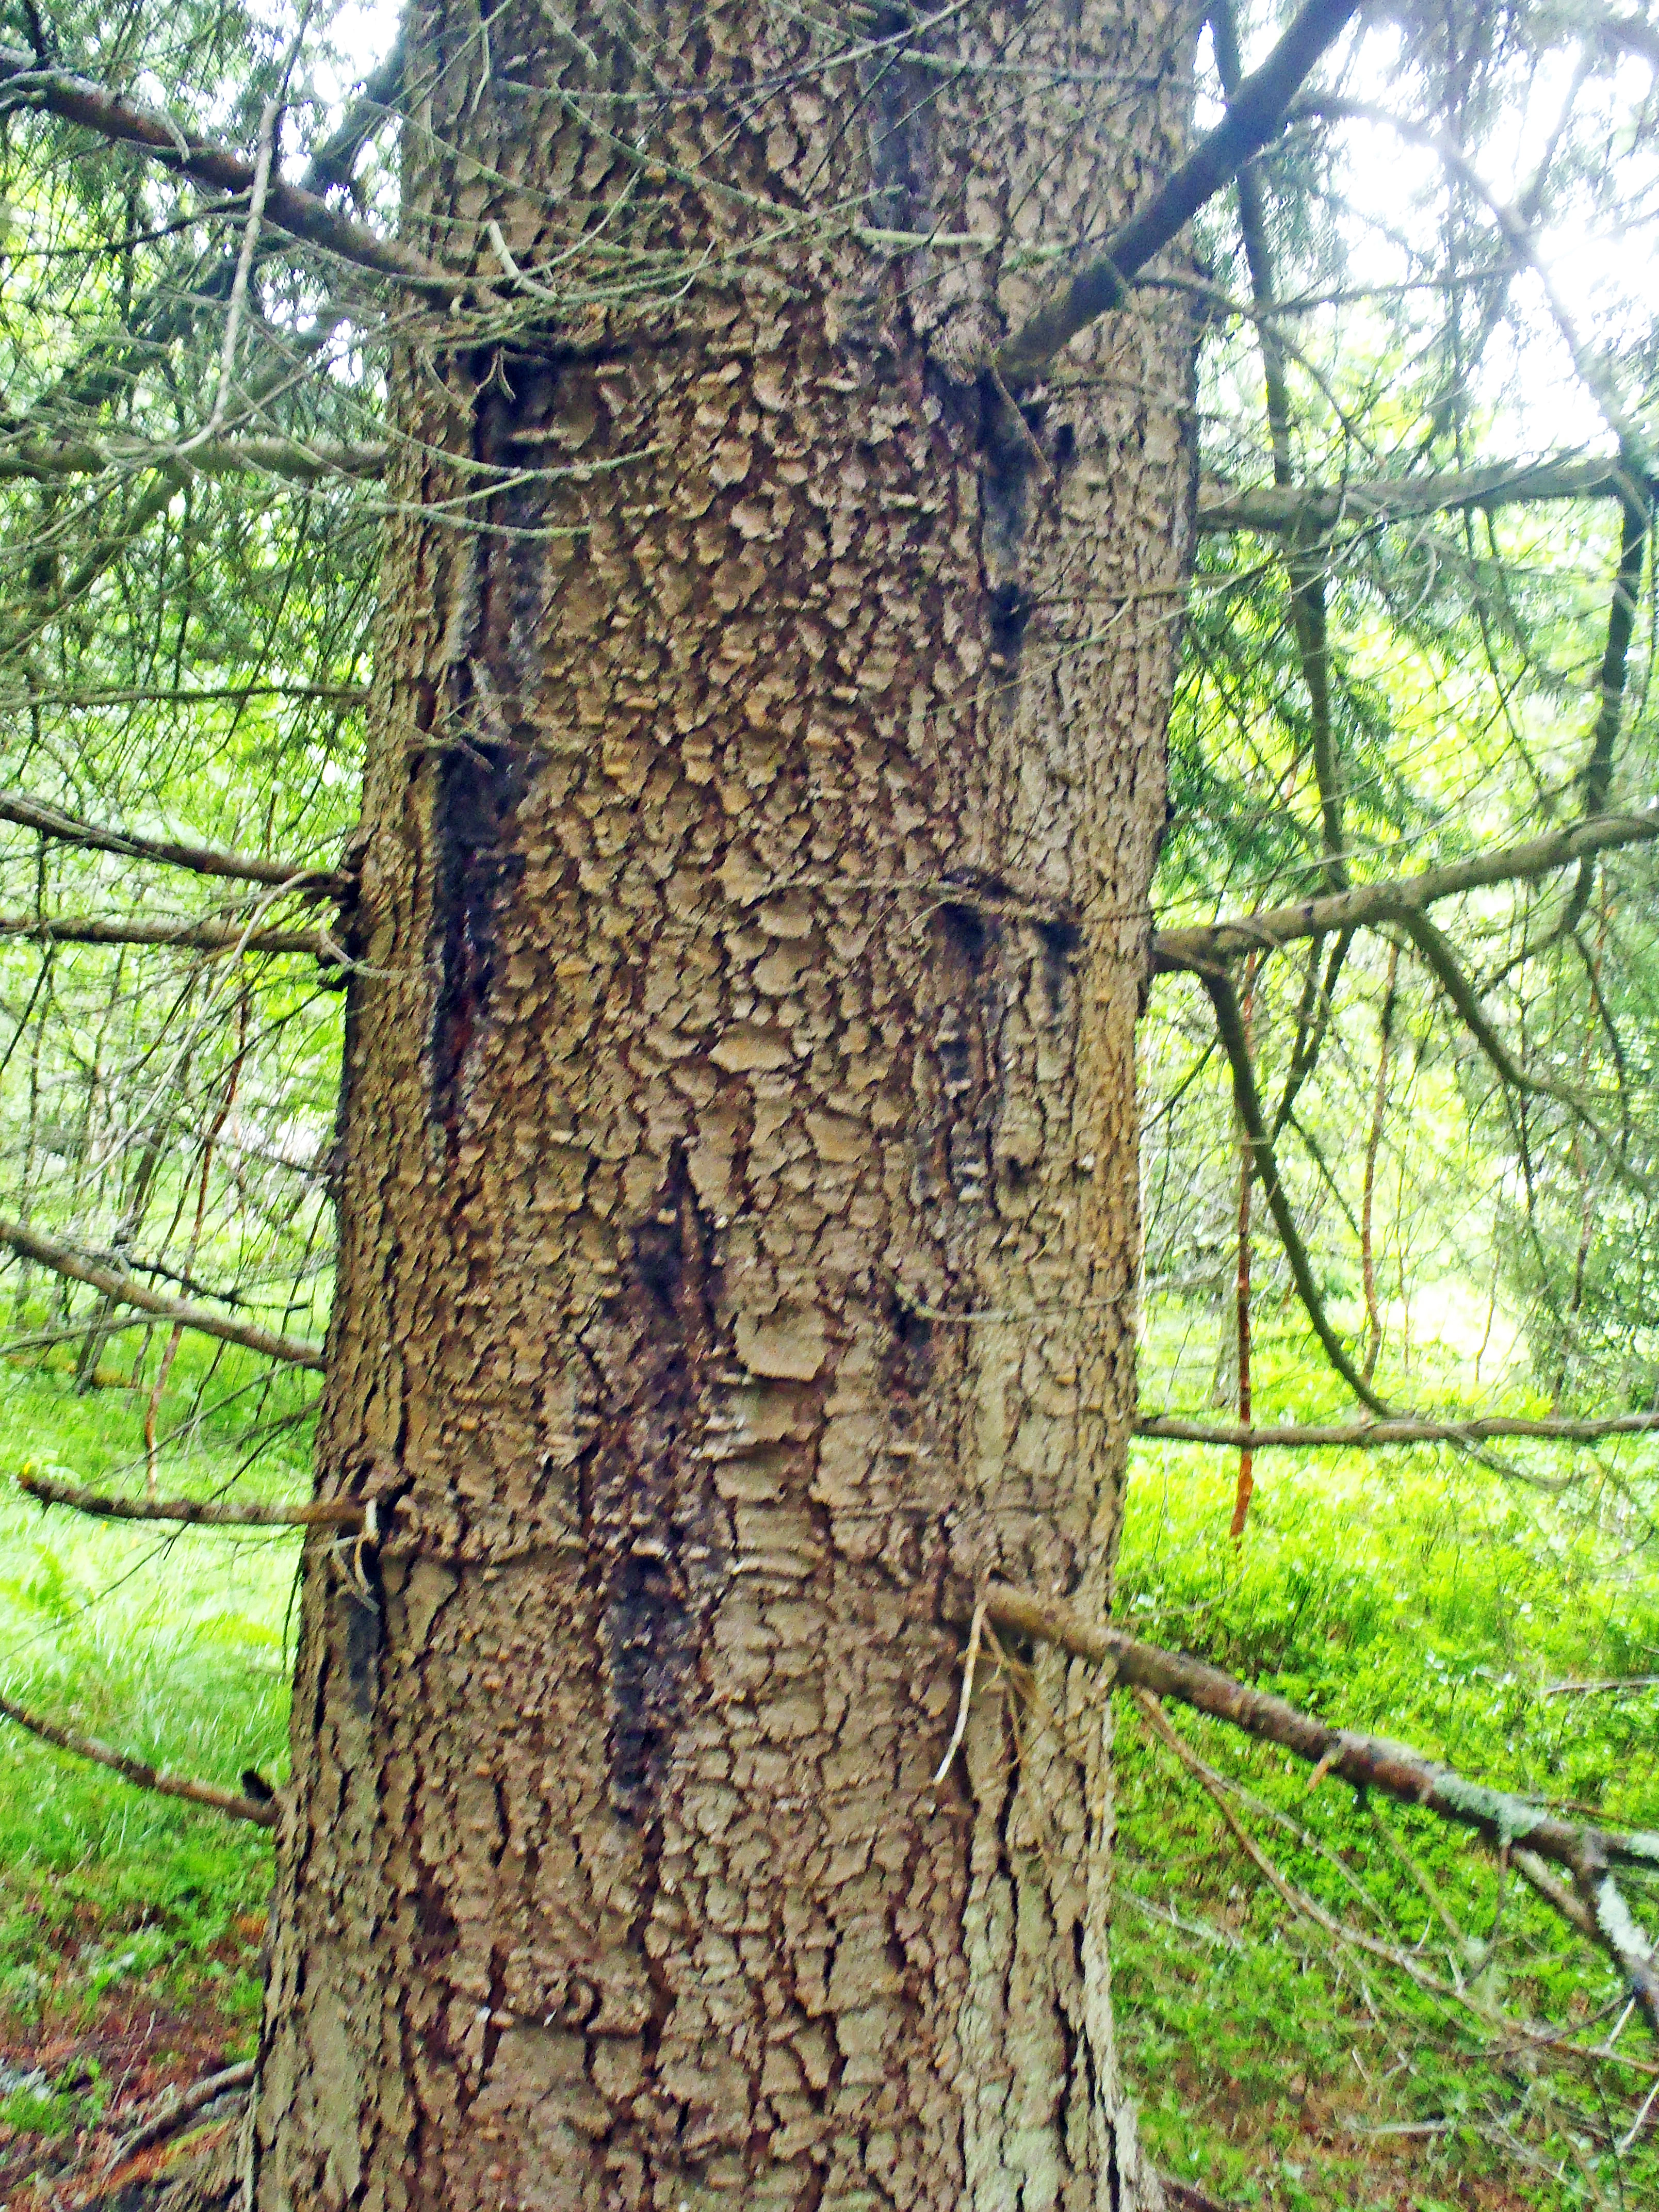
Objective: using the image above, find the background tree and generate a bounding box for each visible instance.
[0,0,1657,2206]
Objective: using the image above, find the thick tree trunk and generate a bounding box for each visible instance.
[253,3,1197,2204]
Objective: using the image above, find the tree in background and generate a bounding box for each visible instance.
[0,0,1657,2205]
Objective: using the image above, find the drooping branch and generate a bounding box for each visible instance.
[19,1469,355,1527]
[0,912,337,955]
[1136,1407,1659,1446]
[1587,501,1650,816]
[1203,967,1390,1412]
[1197,453,1654,536]
[1133,1685,1658,2044]
[1212,0,1345,890]
[1395,908,1634,1171]
[0,1216,327,1370]
[1153,806,1659,971]
[981,1580,1659,2030]
[299,25,405,199]
[0,1684,278,1825]
[0,44,450,295]
[0,788,346,892]
[994,0,1362,384]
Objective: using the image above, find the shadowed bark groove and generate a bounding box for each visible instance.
[252,2,1199,2205]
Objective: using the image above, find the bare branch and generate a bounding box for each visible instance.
[0,1215,327,1370]
[19,1470,356,1527]
[0,1684,277,1825]
[0,788,346,891]
[994,0,1363,384]
[0,431,388,487]
[1153,806,1659,971]
[0,44,449,296]
[982,1579,1659,2031]
[1197,454,1653,536]
[1137,1408,1659,1445]
[0,912,337,955]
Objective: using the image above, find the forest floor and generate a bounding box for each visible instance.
[0,1332,1653,2209]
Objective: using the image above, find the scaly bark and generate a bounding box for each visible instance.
[254,3,1197,2205]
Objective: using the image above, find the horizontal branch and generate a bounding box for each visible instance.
[0,430,388,487]
[0,787,345,891]
[1137,1407,1659,1446]
[1198,453,1651,536]
[19,1470,357,1527]
[1154,807,1659,971]
[982,1580,1659,2029]
[984,1582,1659,1879]
[995,0,1361,383]
[0,911,336,955]
[0,1216,326,1370]
[0,1684,276,1825]
[0,44,448,296]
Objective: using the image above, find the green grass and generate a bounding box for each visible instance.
[0,1338,307,2050]
[1115,1327,1659,2210]
[0,1313,1656,2203]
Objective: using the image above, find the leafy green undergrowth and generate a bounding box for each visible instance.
[0,1350,303,2045]
[1,1317,1656,2204]
[1116,1408,1659,2209]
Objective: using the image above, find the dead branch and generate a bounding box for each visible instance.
[1198,453,1653,535]
[1153,806,1659,970]
[1132,1688,1490,2002]
[0,788,345,891]
[983,1578,1659,2031]
[18,1470,359,1527]
[0,1215,326,1369]
[1136,1408,1659,1446]
[0,43,449,295]
[105,2060,257,2172]
[0,1684,277,1825]
[0,912,336,955]
[995,0,1362,383]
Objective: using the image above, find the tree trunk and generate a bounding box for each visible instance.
[253,2,1198,2204]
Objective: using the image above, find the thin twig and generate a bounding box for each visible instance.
[932,1597,986,1784]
